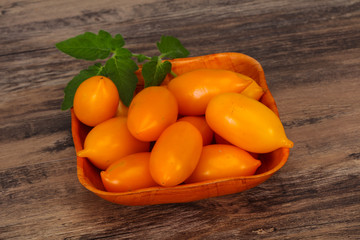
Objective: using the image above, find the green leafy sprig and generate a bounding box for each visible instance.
[56,30,189,110]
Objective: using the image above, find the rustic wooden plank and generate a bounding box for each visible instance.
[1,158,358,239]
[0,0,359,239]
[0,0,358,57]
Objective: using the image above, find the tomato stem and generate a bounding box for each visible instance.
[170,70,177,78]
[132,53,151,61]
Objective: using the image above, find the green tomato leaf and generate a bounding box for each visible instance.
[61,63,105,110]
[104,57,139,107]
[55,30,125,60]
[111,34,126,50]
[136,54,149,63]
[156,36,189,59]
[142,57,172,88]
[114,47,133,59]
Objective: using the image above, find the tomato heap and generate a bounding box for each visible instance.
[74,69,293,192]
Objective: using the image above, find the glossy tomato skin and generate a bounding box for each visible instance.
[185,144,261,183]
[100,152,158,192]
[74,76,119,126]
[150,121,203,187]
[178,116,214,145]
[206,93,294,153]
[77,117,150,170]
[236,73,265,101]
[127,86,178,142]
[214,133,259,159]
[167,69,251,115]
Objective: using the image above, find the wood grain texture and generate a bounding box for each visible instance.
[1,0,359,239]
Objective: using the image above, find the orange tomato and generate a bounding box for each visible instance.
[100,152,158,192]
[178,116,214,145]
[150,121,203,187]
[237,73,265,100]
[185,144,261,183]
[73,76,119,126]
[214,133,259,158]
[115,99,129,117]
[167,69,251,115]
[127,86,178,142]
[77,117,150,170]
[214,133,231,145]
[206,93,294,153]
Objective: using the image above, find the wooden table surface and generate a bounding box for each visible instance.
[1,0,359,239]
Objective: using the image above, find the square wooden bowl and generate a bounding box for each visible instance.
[72,52,290,206]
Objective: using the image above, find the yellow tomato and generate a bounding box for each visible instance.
[100,152,158,192]
[150,121,203,187]
[237,73,265,100]
[127,86,178,142]
[167,69,251,115]
[206,93,293,153]
[77,117,150,170]
[73,76,119,126]
[178,116,214,145]
[185,144,261,183]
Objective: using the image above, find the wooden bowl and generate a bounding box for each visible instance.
[72,52,290,206]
